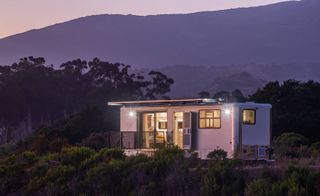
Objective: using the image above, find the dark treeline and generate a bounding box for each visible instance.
[0,57,173,144]
[199,80,320,143]
[249,80,320,142]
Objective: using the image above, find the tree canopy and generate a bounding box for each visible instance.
[0,57,174,143]
[250,80,320,142]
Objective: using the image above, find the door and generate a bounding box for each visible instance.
[173,112,184,148]
[141,112,168,148]
[183,112,192,149]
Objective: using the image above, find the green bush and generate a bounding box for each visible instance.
[154,146,184,163]
[20,151,38,166]
[201,162,245,196]
[79,132,111,151]
[207,149,227,161]
[2,145,320,196]
[273,132,309,158]
[60,147,95,167]
[245,178,271,196]
[98,148,125,161]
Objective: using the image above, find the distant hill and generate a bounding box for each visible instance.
[0,0,320,67]
[152,63,320,97]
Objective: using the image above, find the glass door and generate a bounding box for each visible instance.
[142,112,167,148]
[173,112,184,149]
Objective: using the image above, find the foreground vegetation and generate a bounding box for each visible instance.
[1,147,320,196]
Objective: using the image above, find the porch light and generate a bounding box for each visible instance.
[224,109,231,115]
[128,111,135,117]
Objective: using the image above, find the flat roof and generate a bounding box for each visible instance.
[108,99,272,108]
[108,98,218,106]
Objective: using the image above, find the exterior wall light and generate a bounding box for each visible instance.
[129,111,135,117]
[224,109,231,115]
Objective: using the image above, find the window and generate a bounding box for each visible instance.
[199,109,221,128]
[243,109,256,125]
[258,147,266,157]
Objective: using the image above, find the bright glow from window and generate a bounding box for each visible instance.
[128,111,135,117]
[224,109,231,115]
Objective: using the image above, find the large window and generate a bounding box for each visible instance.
[199,109,221,129]
[243,109,256,125]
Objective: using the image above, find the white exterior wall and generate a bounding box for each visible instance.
[120,107,137,132]
[194,105,234,159]
[119,103,271,159]
[241,105,271,146]
[120,105,235,159]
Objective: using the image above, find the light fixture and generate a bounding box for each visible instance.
[224,109,231,115]
[128,111,135,117]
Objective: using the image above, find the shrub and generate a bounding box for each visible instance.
[154,146,184,163]
[273,132,309,158]
[245,178,271,196]
[284,166,310,196]
[310,142,320,158]
[0,143,16,156]
[79,132,111,151]
[30,134,68,154]
[98,148,125,161]
[201,163,245,196]
[60,147,95,167]
[207,149,227,161]
[19,151,38,166]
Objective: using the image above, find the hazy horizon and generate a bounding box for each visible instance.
[0,0,293,39]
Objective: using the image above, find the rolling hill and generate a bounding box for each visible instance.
[1,0,320,97]
[0,0,320,68]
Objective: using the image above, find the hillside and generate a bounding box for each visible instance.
[0,0,320,67]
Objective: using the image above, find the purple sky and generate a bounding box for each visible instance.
[0,0,292,39]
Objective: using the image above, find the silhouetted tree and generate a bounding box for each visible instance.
[0,57,174,143]
[198,91,210,98]
[250,80,320,142]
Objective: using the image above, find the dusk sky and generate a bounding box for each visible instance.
[0,0,292,39]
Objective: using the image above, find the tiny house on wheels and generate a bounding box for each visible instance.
[108,99,272,160]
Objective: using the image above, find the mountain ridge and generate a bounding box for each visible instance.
[1,0,319,67]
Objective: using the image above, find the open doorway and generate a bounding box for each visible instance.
[173,112,184,148]
[141,112,167,148]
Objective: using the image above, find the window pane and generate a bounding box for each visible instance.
[214,110,221,118]
[199,110,221,129]
[243,109,255,124]
[143,113,154,131]
[213,119,221,128]
[200,111,206,118]
[205,119,210,127]
[199,119,206,128]
[206,112,213,118]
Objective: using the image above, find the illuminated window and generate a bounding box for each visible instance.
[243,109,256,125]
[156,112,168,130]
[199,110,221,128]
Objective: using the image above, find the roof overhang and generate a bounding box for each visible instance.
[107,98,218,106]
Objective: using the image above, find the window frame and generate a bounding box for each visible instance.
[198,109,221,129]
[242,109,256,125]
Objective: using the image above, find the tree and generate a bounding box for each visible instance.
[273,132,309,158]
[0,57,174,144]
[250,80,320,142]
[198,91,210,98]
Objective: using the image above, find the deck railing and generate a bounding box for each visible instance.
[120,131,166,149]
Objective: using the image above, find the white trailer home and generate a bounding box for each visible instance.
[108,99,272,160]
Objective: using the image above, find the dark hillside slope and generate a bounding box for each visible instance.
[0,0,320,67]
